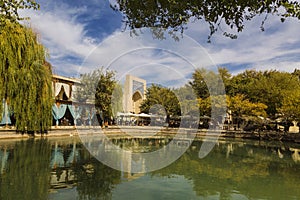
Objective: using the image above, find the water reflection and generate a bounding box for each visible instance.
[0,139,51,200]
[0,137,299,199]
[0,148,8,174]
[290,148,300,163]
[50,141,80,169]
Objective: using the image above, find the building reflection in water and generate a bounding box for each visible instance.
[290,148,300,163]
[0,148,9,174]
[0,137,300,199]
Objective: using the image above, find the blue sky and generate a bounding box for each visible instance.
[21,0,300,83]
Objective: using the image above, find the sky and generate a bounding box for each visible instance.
[20,0,300,87]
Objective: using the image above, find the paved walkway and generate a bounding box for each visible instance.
[1,126,299,143]
[0,127,78,140]
[0,125,219,140]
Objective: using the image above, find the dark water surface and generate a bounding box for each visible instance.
[0,136,300,200]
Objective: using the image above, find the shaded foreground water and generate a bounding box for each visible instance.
[0,135,300,200]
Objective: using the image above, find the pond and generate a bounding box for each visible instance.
[0,136,300,200]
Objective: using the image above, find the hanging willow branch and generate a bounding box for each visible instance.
[0,20,53,132]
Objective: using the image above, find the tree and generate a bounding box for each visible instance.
[247,70,300,117]
[0,0,51,132]
[218,67,232,93]
[140,84,181,119]
[227,70,300,118]
[227,94,267,129]
[75,68,119,125]
[94,68,117,122]
[189,68,210,99]
[227,69,263,97]
[0,0,39,24]
[173,85,198,116]
[75,70,101,103]
[189,67,226,99]
[197,97,211,117]
[112,0,300,41]
[280,90,300,122]
[201,95,227,117]
[111,83,123,117]
[0,20,52,132]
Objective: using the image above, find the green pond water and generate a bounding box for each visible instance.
[0,136,300,200]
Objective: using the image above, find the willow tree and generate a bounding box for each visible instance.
[0,20,53,132]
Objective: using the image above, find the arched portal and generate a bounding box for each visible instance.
[124,75,146,113]
[132,91,143,114]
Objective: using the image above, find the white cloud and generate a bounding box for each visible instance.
[20,1,300,80]
[186,15,300,74]
[31,12,96,57]
[80,28,220,88]
[20,3,98,75]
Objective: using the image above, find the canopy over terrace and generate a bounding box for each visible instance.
[116,112,167,126]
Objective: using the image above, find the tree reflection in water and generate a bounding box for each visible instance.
[0,139,52,200]
[0,137,300,199]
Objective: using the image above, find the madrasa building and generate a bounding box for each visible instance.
[1,74,147,128]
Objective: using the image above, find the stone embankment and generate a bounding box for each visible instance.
[0,126,299,143]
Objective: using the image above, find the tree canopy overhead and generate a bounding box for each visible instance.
[0,0,39,24]
[112,0,300,41]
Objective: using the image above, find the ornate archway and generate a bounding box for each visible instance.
[132,91,143,114]
[124,75,146,113]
